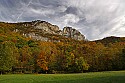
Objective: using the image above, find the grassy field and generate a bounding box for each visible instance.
[0,71,125,83]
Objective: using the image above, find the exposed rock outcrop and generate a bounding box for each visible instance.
[16,20,85,41]
[63,27,85,40]
[33,20,60,35]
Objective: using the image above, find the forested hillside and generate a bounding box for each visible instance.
[0,21,125,74]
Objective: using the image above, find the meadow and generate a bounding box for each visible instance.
[0,71,125,83]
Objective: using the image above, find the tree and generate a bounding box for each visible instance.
[75,57,89,72]
[17,45,32,73]
[121,48,125,69]
[36,42,57,73]
[0,41,19,74]
[37,51,48,72]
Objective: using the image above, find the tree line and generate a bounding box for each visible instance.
[0,22,125,74]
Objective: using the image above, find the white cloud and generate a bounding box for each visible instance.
[29,8,55,16]
[59,14,80,26]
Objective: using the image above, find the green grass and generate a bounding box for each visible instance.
[0,71,125,83]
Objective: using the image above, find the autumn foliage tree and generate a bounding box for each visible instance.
[1,22,125,74]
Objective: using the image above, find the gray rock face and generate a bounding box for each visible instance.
[23,32,48,41]
[63,27,85,40]
[33,20,60,35]
[16,20,85,41]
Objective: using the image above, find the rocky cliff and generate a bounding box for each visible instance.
[15,20,85,41]
[63,27,85,41]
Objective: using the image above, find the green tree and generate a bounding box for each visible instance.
[18,45,32,73]
[121,48,125,69]
[75,57,89,72]
[0,41,19,74]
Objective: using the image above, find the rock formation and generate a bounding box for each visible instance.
[63,27,85,41]
[16,20,85,41]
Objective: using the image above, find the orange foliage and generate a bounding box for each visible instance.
[37,51,48,71]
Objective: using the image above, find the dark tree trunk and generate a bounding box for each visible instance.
[0,71,3,75]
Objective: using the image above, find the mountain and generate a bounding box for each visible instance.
[1,20,125,74]
[1,20,125,43]
[95,36,125,45]
[11,20,85,42]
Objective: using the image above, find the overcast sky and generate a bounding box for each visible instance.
[0,0,125,40]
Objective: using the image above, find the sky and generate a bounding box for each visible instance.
[0,0,125,40]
